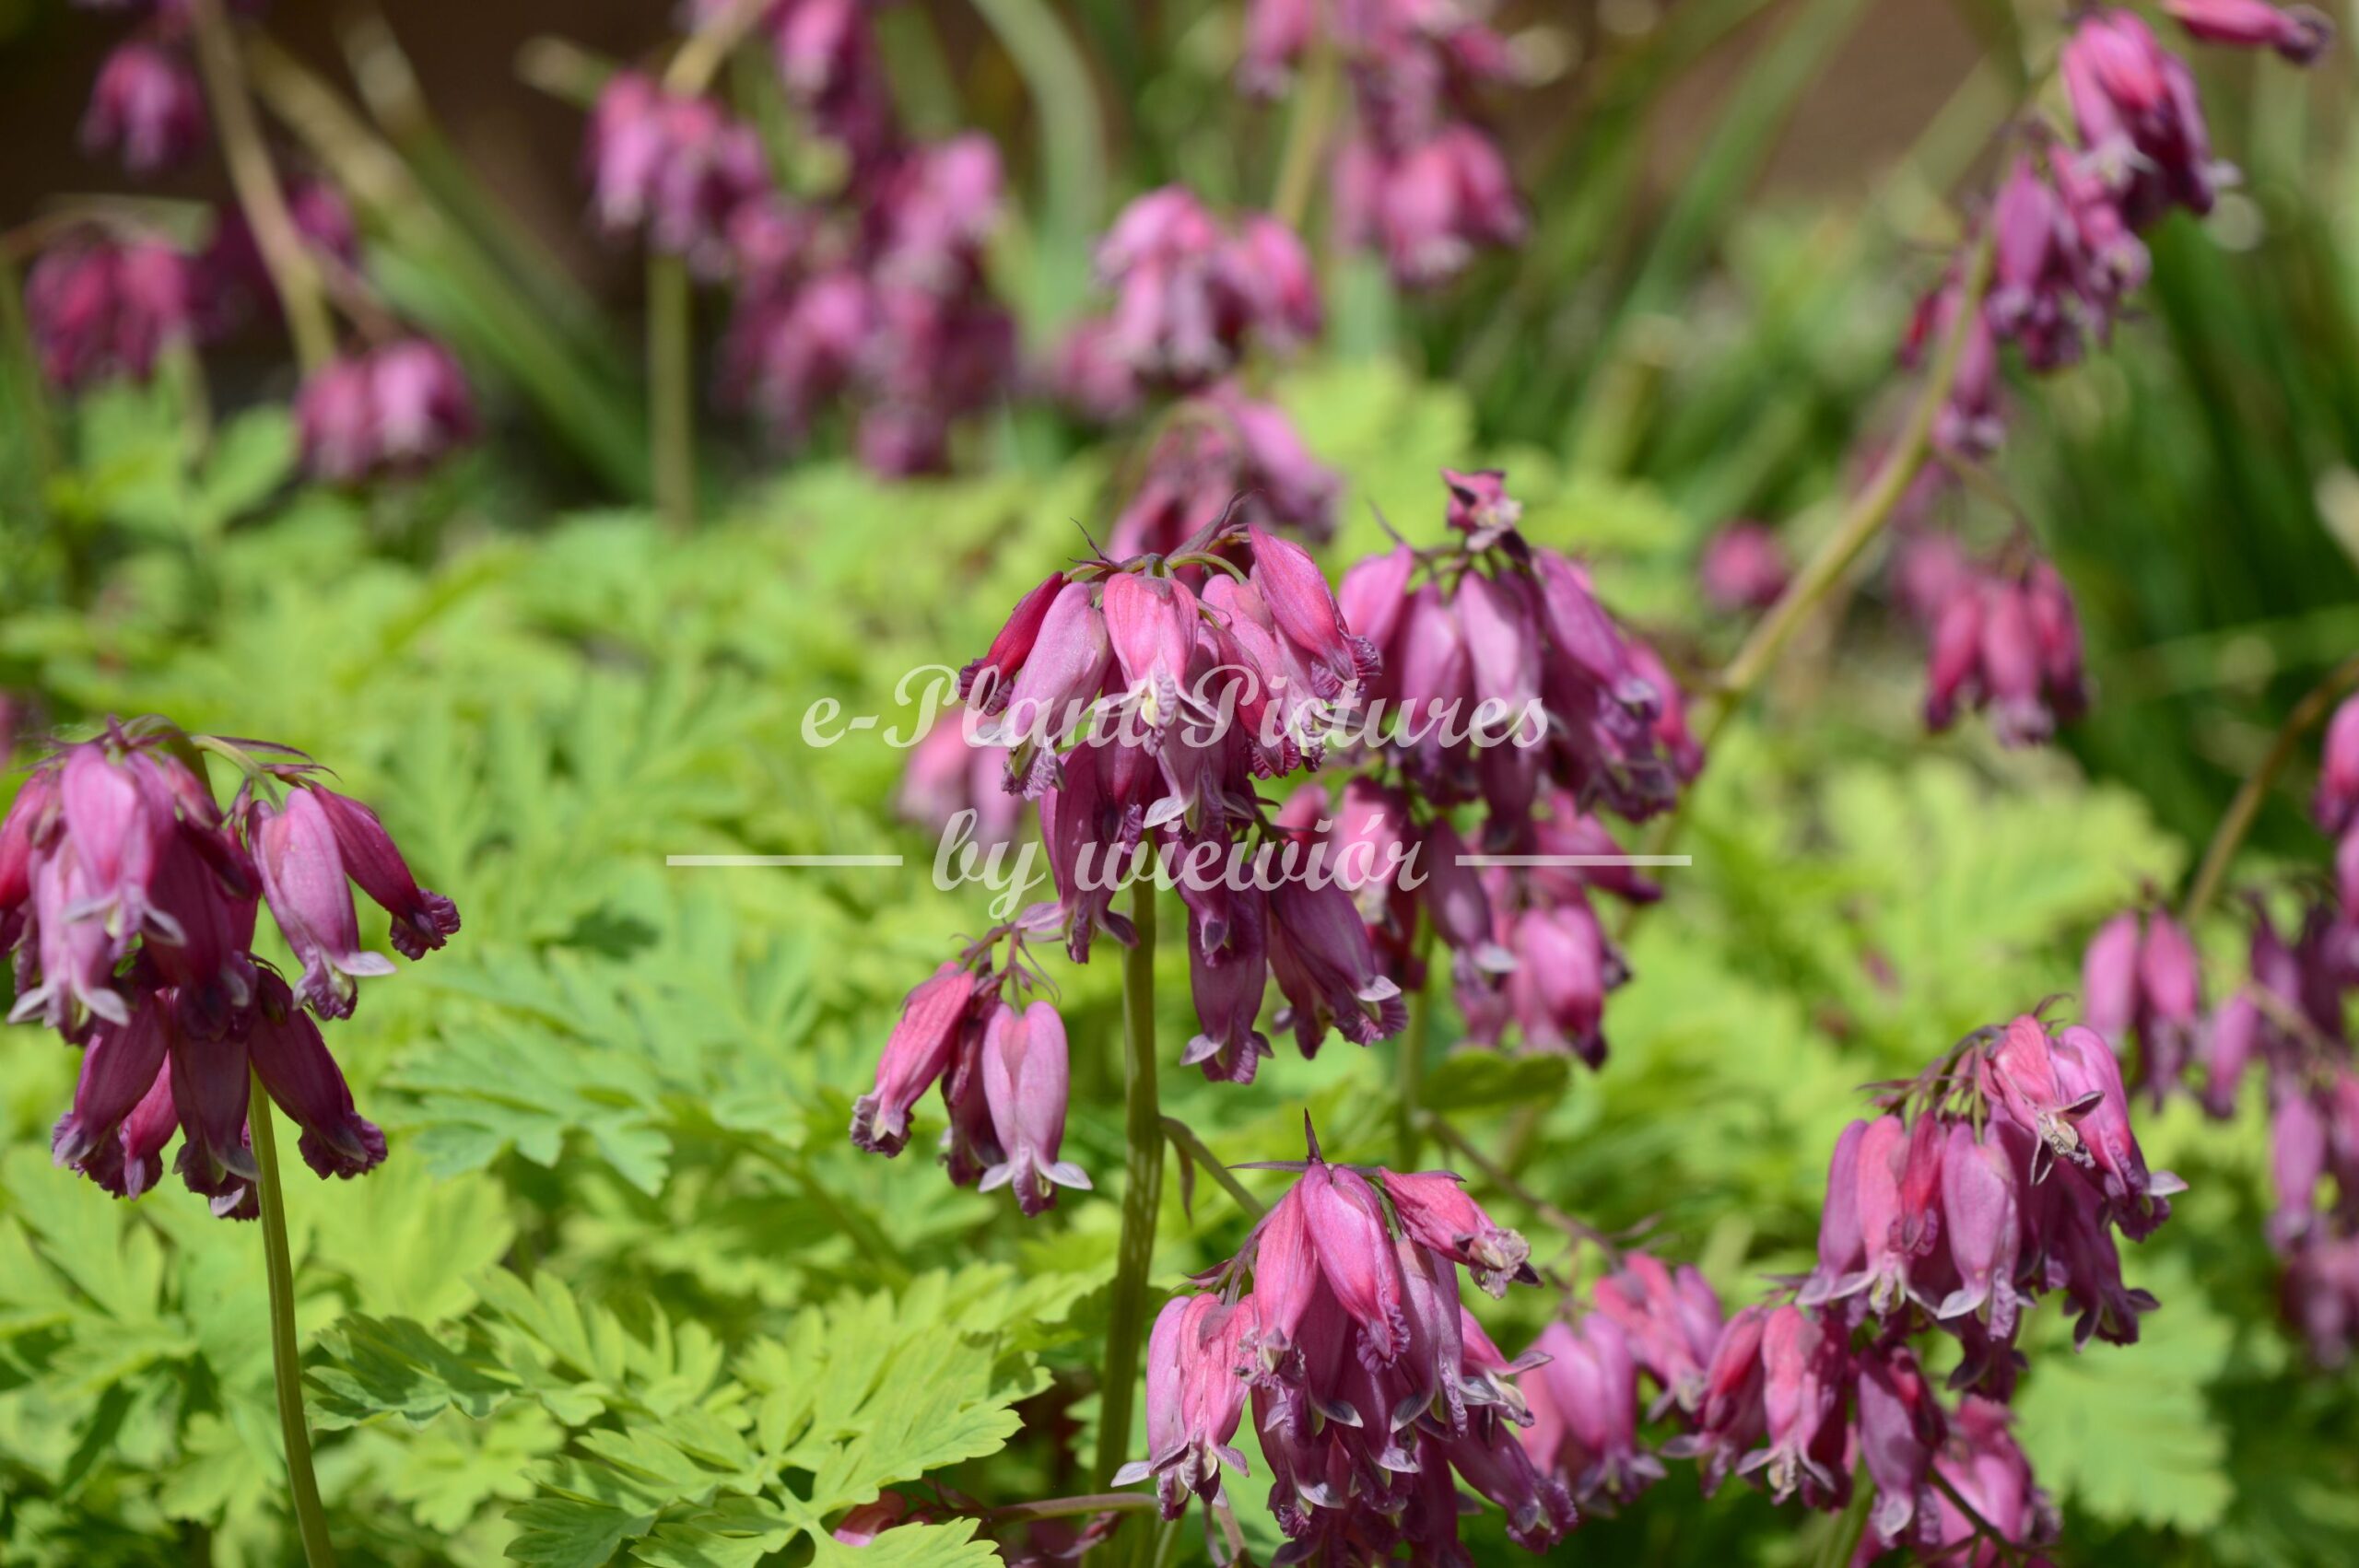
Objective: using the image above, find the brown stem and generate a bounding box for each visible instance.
[2180,649,2359,926]
[187,0,336,374]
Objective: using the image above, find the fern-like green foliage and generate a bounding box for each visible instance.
[0,324,2353,1567]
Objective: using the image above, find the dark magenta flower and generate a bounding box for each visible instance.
[1094,188,1318,386]
[2316,695,2359,834]
[308,786,462,960]
[1914,1398,2056,1564]
[2062,9,2224,228]
[1521,1315,1662,1506]
[584,73,768,276]
[1590,1252,1723,1412]
[1182,880,1272,1084]
[81,39,205,175]
[2048,1022,2186,1238]
[252,788,396,1020]
[2162,0,2333,61]
[1335,125,1526,289]
[368,339,478,473]
[1663,1304,1767,1496]
[1134,1134,1563,1559]
[1740,1305,1849,1508]
[9,723,433,1214]
[24,232,194,391]
[1266,874,1408,1053]
[1935,1120,2025,1341]
[195,179,362,340]
[296,341,478,484]
[850,961,978,1156]
[248,970,386,1180]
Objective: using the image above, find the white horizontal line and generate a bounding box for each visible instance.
[1454,855,1693,868]
[666,855,907,867]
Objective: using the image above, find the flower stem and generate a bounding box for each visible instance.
[188,0,335,375]
[1094,876,1163,1488]
[2181,648,2359,925]
[1813,1467,1875,1568]
[1395,919,1435,1170]
[1633,225,1996,881]
[248,1070,338,1568]
[648,253,696,531]
[1708,227,1995,749]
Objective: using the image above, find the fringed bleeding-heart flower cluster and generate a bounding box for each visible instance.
[1,720,457,1215]
[587,1,1016,475]
[1499,1009,2178,1563]
[1896,3,2330,748]
[1050,188,1340,555]
[1238,0,1528,287]
[2080,690,2359,1363]
[859,512,1405,1207]
[1315,469,1700,1065]
[873,464,1700,1209]
[1114,1128,1570,1563]
[851,915,1089,1219]
[27,1,479,483]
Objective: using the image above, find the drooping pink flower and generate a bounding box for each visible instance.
[8,723,438,1213]
[1935,1119,2025,1343]
[1093,189,1318,386]
[1380,1168,1534,1298]
[2317,695,2359,835]
[1113,1293,1251,1517]
[307,787,461,960]
[1740,1305,1848,1508]
[978,999,1088,1215]
[368,339,478,472]
[1133,1131,1559,1557]
[81,39,206,175]
[195,180,363,340]
[2062,9,2225,228]
[850,962,978,1156]
[296,341,478,484]
[252,789,396,1020]
[1335,124,1526,289]
[1661,1304,1767,1496]
[24,233,194,390]
[1591,1252,1724,1411]
[1857,1342,1947,1549]
[584,73,769,275]
[1266,874,1408,1053]
[248,970,386,1180]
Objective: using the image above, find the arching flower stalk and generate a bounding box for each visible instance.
[1,716,460,1566]
[1112,1122,1567,1563]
